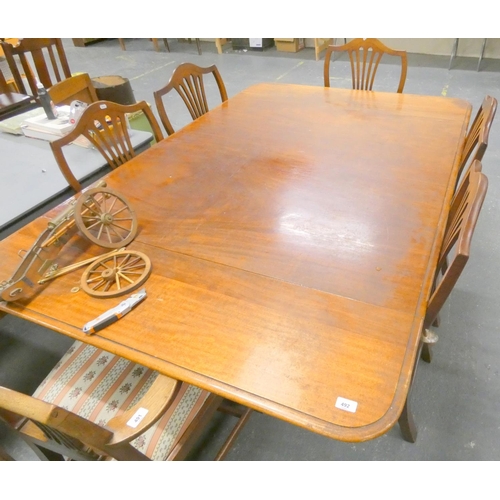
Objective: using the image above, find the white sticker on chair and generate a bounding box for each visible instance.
[335,397,358,413]
[126,407,149,428]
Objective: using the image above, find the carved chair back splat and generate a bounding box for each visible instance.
[324,38,408,93]
[50,100,164,192]
[154,62,228,136]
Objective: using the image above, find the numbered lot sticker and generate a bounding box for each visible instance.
[335,396,358,413]
[126,407,149,428]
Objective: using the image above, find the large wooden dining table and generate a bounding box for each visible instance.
[0,83,471,442]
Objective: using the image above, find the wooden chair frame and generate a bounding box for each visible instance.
[0,38,71,96]
[324,38,408,93]
[50,100,164,192]
[0,376,252,461]
[426,166,487,330]
[0,66,10,93]
[455,95,497,190]
[398,165,488,443]
[314,38,333,61]
[47,73,98,107]
[154,62,228,136]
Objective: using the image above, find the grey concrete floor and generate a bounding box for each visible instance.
[1,38,500,461]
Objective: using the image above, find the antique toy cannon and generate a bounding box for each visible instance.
[0,185,151,302]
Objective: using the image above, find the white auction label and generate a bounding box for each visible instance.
[126,407,149,428]
[335,396,358,413]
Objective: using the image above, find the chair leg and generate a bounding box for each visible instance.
[449,38,459,70]
[421,343,433,363]
[398,398,417,443]
[118,38,126,51]
[421,329,438,363]
[477,38,487,71]
[399,335,428,443]
[163,39,170,52]
[195,38,202,55]
[214,407,252,461]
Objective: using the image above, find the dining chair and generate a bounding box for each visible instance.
[50,100,164,192]
[0,38,72,97]
[153,62,228,136]
[0,340,252,460]
[454,95,497,191]
[47,73,98,106]
[324,38,408,93]
[398,164,488,443]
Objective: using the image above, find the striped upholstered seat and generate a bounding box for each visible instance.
[28,341,211,460]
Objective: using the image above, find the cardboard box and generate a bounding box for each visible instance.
[232,39,275,51]
[274,38,305,53]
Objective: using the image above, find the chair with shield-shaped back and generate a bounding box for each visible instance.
[50,100,164,192]
[454,95,497,192]
[324,38,407,93]
[398,163,488,443]
[153,62,227,136]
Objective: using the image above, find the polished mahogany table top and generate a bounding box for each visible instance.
[0,83,471,442]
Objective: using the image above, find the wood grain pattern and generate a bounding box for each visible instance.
[48,73,98,106]
[0,84,471,442]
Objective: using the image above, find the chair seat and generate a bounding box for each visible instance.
[0,92,32,107]
[0,92,36,120]
[32,340,210,460]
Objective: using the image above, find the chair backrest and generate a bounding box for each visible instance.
[455,95,497,190]
[153,62,228,136]
[48,73,98,106]
[324,38,408,93]
[0,66,10,93]
[425,164,488,328]
[50,100,164,192]
[0,38,72,96]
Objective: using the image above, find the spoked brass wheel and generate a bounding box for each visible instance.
[80,250,151,298]
[74,188,138,249]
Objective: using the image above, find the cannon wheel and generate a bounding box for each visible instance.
[74,188,138,249]
[80,250,151,298]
